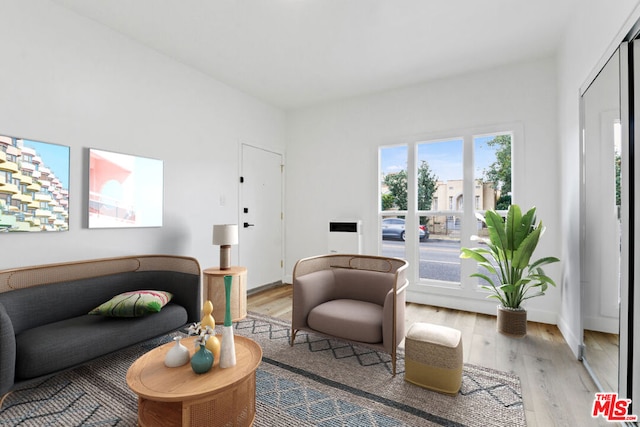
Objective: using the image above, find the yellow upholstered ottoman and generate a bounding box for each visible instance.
[404,322,463,395]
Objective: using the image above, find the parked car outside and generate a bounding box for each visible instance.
[381,218,429,241]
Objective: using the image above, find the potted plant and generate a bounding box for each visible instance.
[460,205,559,337]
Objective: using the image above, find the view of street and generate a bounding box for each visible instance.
[381,238,462,282]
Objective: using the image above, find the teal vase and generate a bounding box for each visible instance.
[190,344,213,374]
[219,275,237,368]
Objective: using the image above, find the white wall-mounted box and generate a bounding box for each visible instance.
[328,220,362,254]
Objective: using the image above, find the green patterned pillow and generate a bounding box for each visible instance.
[89,290,173,317]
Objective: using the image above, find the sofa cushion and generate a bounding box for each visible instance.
[307,299,383,344]
[332,269,395,306]
[15,303,187,380]
[89,290,173,317]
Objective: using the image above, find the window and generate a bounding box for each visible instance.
[416,138,463,283]
[380,145,409,258]
[379,131,512,288]
[474,134,511,210]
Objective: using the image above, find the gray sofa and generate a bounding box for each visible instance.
[291,254,408,375]
[0,255,201,397]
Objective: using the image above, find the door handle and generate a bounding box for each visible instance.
[244,222,255,228]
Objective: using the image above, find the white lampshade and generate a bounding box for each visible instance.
[212,224,239,246]
[213,224,238,270]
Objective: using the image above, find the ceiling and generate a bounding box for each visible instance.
[52,0,579,110]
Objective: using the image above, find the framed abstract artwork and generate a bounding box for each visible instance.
[88,148,163,228]
[0,133,70,232]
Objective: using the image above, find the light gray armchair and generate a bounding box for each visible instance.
[290,254,409,375]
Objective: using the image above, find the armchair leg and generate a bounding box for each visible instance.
[392,352,397,376]
[290,328,298,346]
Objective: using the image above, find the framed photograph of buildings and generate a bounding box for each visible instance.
[88,148,163,228]
[0,134,70,232]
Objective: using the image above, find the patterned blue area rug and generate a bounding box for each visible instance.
[0,313,525,426]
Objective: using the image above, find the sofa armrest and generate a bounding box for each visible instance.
[292,269,336,330]
[0,301,16,395]
[382,279,407,353]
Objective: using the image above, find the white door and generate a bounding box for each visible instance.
[239,144,283,290]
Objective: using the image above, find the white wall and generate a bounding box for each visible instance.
[0,1,285,270]
[557,0,640,357]
[285,58,562,323]
[5,0,639,353]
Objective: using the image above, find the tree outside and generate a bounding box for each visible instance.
[382,162,438,215]
[381,193,395,211]
[481,134,512,210]
[417,161,438,211]
[383,169,408,210]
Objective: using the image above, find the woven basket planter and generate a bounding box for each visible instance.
[497,305,527,337]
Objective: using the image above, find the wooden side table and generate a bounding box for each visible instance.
[202,266,247,324]
[126,335,262,427]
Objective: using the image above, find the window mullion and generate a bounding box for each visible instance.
[406,142,419,280]
[461,135,476,290]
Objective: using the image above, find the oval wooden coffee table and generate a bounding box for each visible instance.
[126,335,262,427]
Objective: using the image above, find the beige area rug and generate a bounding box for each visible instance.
[0,312,525,426]
[238,312,525,427]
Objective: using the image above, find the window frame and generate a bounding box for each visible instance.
[378,124,522,305]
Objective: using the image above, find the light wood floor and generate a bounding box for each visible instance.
[583,329,619,393]
[248,284,609,427]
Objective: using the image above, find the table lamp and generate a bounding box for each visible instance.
[212,224,238,270]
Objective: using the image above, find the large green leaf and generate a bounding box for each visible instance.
[505,204,522,252]
[515,207,536,249]
[472,273,497,288]
[477,262,497,275]
[485,210,508,257]
[500,283,518,293]
[529,256,560,270]
[484,242,503,265]
[512,223,542,270]
[459,247,490,263]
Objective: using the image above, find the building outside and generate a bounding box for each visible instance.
[381,174,498,240]
[426,179,497,238]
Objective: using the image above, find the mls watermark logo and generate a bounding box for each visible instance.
[592,393,638,422]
